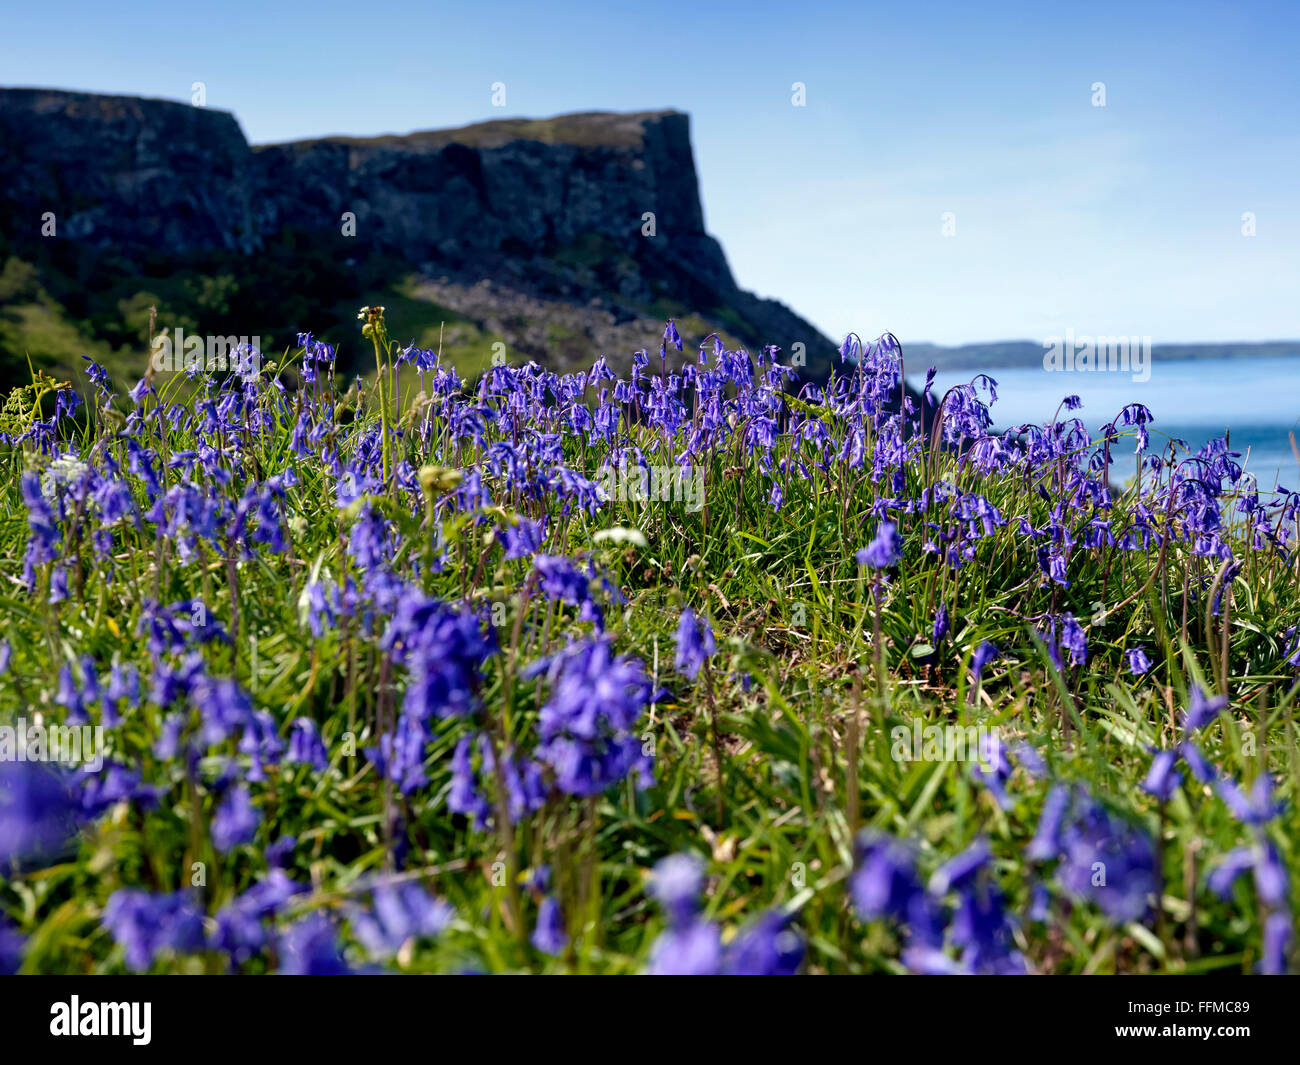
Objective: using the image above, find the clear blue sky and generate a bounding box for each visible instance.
[4,0,1297,345]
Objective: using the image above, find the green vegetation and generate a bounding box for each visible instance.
[0,315,1296,975]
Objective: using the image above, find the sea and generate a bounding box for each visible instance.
[920,354,1300,491]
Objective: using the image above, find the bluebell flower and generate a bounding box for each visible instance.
[1059,614,1087,666]
[535,637,654,796]
[213,870,303,966]
[851,833,923,922]
[81,355,112,394]
[1052,793,1158,924]
[448,735,491,827]
[1208,837,1291,972]
[1216,772,1285,826]
[80,763,161,818]
[724,910,804,975]
[212,786,260,852]
[1178,740,1218,784]
[367,715,430,795]
[651,852,706,927]
[1262,911,1293,975]
[1012,743,1047,777]
[19,471,61,569]
[931,842,1027,974]
[501,749,548,821]
[277,913,350,975]
[1141,749,1182,802]
[531,896,568,956]
[931,604,949,646]
[641,851,793,975]
[1028,882,1051,923]
[1025,785,1071,862]
[105,660,141,719]
[1119,403,1154,452]
[673,607,715,681]
[266,835,297,869]
[534,554,602,627]
[647,919,722,975]
[1126,647,1152,675]
[663,319,682,351]
[929,839,992,895]
[0,761,83,865]
[287,718,329,772]
[383,591,496,721]
[499,516,545,559]
[302,580,338,638]
[523,865,552,894]
[102,890,205,971]
[970,733,1015,809]
[1183,684,1228,732]
[970,640,1000,685]
[856,521,901,569]
[54,663,91,723]
[350,880,454,959]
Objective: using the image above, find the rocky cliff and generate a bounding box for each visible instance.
[0,89,260,254]
[0,87,839,381]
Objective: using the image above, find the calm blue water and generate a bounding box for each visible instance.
[920,354,1300,489]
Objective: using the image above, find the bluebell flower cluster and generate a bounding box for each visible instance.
[646,853,804,975]
[852,834,1027,974]
[1,319,1296,976]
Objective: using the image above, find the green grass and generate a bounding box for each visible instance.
[0,322,1296,975]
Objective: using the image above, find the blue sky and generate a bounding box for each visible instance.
[4,0,1298,345]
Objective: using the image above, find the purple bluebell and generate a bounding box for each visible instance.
[673,607,715,681]
[212,785,260,852]
[80,763,161,818]
[0,762,82,865]
[102,890,205,971]
[448,735,491,827]
[647,919,723,975]
[651,852,706,926]
[213,870,303,966]
[851,833,923,923]
[531,896,568,956]
[931,604,950,645]
[1183,685,1229,732]
[724,910,804,975]
[277,913,349,975]
[287,718,329,772]
[856,521,902,569]
[350,880,454,959]
[1126,647,1153,675]
[534,637,654,796]
[1141,749,1182,802]
[1216,772,1285,826]
[970,640,1000,685]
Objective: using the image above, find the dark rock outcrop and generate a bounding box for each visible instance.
[0,87,840,378]
[0,89,259,254]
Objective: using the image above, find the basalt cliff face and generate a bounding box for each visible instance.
[0,89,260,255]
[0,88,838,380]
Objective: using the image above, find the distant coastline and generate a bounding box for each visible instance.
[903,340,1299,372]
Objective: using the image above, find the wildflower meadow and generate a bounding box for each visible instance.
[1,309,1297,978]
